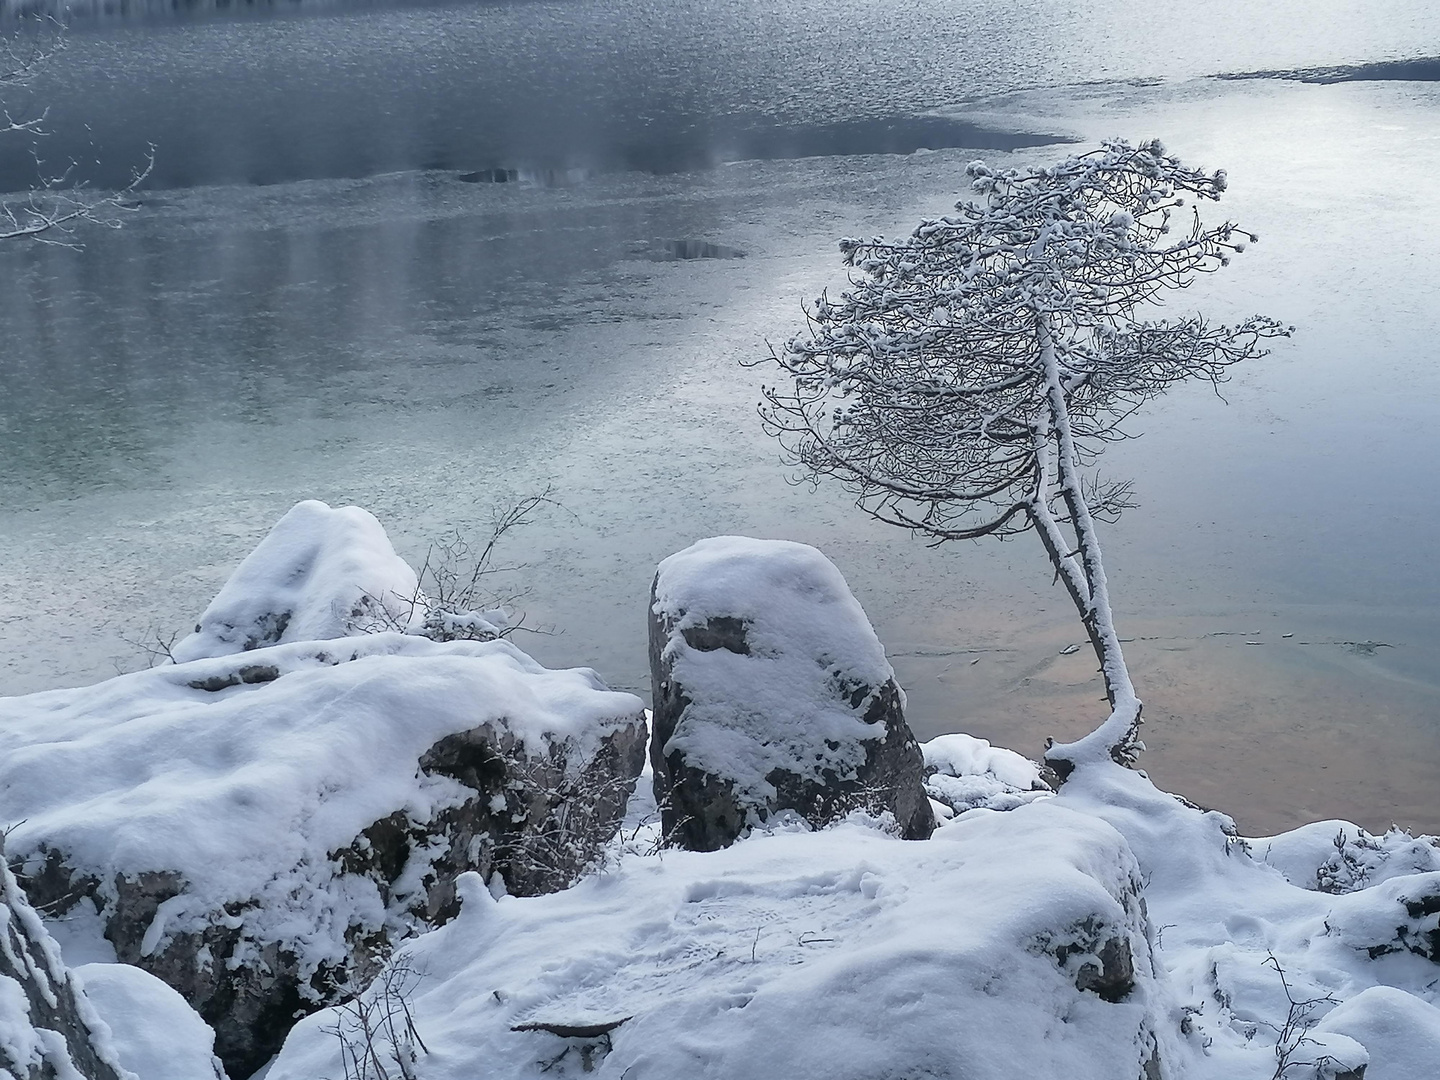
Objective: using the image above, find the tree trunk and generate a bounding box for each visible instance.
[1033,316,1144,779]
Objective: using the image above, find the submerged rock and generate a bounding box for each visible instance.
[648,536,933,850]
[0,837,129,1080]
[1,636,646,1078]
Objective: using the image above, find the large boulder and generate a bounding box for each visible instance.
[0,837,131,1080]
[648,536,934,850]
[0,634,646,1079]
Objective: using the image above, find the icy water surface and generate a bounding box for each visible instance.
[1,0,1439,834]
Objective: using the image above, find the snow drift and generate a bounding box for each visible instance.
[0,500,648,1077]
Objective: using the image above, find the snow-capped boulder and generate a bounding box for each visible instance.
[923,732,1053,816]
[264,800,1175,1080]
[171,500,420,663]
[0,838,131,1080]
[648,536,934,850]
[0,635,646,1079]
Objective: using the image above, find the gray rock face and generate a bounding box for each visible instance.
[0,838,127,1080]
[4,639,647,1080]
[648,536,934,851]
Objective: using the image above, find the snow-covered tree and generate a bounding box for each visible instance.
[759,139,1289,778]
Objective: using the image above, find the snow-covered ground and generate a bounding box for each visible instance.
[259,758,1440,1080]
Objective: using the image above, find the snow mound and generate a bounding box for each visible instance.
[1315,985,1440,1080]
[1,634,641,925]
[923,732,1052,815]
[171,500,420,663]
[1252,819,1440,894]
[1055,763,1440,1080]
[267,801,1175,1080]
[649,535,933,846]
[74,964,225,1080]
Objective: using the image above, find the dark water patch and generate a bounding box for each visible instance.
[618,115,1073,176]
[0,103,1071,193]
[1219,57,1440,84]
[458,168,591,187]
[0,0,439,27]
[628,238,746,262]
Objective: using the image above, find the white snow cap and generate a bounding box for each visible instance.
[923,732,1051,815]
[172,500,420,663]
[653,535,898,805]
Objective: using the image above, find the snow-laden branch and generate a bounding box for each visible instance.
[758,138,1291,774]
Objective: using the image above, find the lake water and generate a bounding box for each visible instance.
[2,0,1438,834]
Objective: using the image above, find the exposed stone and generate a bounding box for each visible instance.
[649,536,934,850]
[0,837,127,1080]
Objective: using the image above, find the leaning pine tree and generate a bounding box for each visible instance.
[759,139,1289,779]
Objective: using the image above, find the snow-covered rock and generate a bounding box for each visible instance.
[74,964,226,1080]
[265,800,1174,1080]
[0,838,131,1080]
[0,634,646,1078]
[171,500,420,664]
[923,732,1052,816]
[648,536,934,849]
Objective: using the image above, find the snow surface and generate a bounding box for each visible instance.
[0,633,644,979]
[266,801,1172,1080]
[255,755,1440,1080]
[1252,820,1440,894]
[652,536,901,808]
[171,501,421,664]
[1315,985,1440,1080]
[74,964,224,1080]
[1055,764,1438,1080]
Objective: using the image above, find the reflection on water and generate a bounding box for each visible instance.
[1,0,1439,834]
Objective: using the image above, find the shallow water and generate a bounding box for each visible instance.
[2,2,1439,835]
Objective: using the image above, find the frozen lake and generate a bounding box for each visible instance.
[1,0,1438,834]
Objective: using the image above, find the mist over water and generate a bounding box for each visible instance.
[2,0,1439,833]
